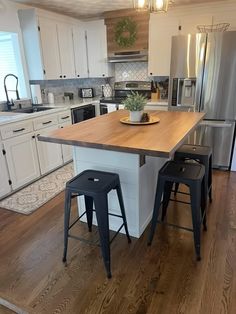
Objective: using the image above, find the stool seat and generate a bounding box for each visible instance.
[148,160,206,261]
[160,161,205,183]
[175,144,212,157]
[63,169,131,278]
[66,170,119,195]
[174,144,212,203]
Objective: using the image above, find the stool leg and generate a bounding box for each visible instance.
[115,182,131,243]
[201,176,207,231]
[190,183,202,261]
[209,155,213,202]
[174,183,180,196]
[161,181,173,221]
[84,195,93,232]
[63,189,71,263]
[94,195,112,279]
[148,177,165,246]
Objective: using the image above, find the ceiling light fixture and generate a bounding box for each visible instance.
[133,0,169,13]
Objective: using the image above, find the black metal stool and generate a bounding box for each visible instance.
[63,169,131,278]
[148,161,206,260]
[174,144,212,203]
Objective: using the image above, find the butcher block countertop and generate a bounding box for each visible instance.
[38,110,205,158]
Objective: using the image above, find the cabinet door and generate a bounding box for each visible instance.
[59,122,73,163]
[148,14,179,76]
[36,125,63,175]
[57,22,76,79]
[86,20,109,78]
[73,25,88,78]
[4,134,40,190]
[38,16,61,79]
[0,143,11,197]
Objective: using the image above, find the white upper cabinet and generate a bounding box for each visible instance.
[73,24,89,78]
[148,14,179,76]
[38,16,62,80]
[19,9,76,80]
[73,20,113,78]
[57,22,76,79]
[86,20,111,78]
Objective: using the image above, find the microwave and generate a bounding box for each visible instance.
[79,88,94,98]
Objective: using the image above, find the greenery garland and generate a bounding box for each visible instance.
[115,17,137,48]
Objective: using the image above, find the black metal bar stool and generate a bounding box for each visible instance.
[174,144,213,203]
[63,169,131,278]
[148,160,206,260]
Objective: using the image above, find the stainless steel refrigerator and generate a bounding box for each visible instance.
[168,31,236,169]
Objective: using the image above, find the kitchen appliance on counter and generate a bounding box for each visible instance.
[79,88,94,98]
[168,32,236,169]
[100,81,151,114]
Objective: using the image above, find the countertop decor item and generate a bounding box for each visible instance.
[115,17,137,48]
[122,91,147,122]
[103,83,112,97]
[120,115,160,125]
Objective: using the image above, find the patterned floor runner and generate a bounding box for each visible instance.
[0,163,74,215]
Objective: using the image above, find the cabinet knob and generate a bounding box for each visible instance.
[63,75,66,78]
[77,75,80,77]
[102,74,105,77]
[60,75,62,78]
[150,72,153,75]
[32,135,35,139]
[61,126,64,129]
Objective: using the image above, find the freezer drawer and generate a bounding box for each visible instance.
[187,120,235,169]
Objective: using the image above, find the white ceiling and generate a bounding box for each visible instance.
[12,0,225,19]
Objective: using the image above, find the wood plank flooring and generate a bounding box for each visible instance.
[0,170,236,314]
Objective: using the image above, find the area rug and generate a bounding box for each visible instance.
[0,163,74,215]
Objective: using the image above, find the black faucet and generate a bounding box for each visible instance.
[4,74,20,111]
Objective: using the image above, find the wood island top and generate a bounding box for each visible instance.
[38,110,205,158]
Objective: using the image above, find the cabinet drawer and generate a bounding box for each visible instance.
[57,111,72,124]
[0,120,33,140]
[33,114,58,130]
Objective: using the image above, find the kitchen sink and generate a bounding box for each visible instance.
[5,106,55,114]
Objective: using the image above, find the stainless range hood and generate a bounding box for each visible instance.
[107,49,148,63]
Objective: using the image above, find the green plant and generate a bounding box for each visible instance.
[122,92,147,111]
[115,17,137,48]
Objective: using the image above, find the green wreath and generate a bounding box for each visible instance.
[115,17,137,48]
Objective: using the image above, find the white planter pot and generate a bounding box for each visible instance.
[129,110,143,122]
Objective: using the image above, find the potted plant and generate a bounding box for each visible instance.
[122,92,147,122]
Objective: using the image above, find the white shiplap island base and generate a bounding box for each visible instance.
[74,146,168,238]
[38,110,205,239]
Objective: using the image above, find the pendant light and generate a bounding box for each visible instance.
[150,0,169,13]
[133,0,169,13]
[132,0,150,11]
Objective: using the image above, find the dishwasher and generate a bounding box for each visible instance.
[71,104,95,124]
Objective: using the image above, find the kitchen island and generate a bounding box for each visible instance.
[39,110,204,238]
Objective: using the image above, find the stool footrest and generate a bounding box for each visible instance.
[110,223,125,244]
[69,234,100,246]
[158,220,194,233]
[169,198,191,205]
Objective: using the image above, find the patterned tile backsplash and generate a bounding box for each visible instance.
[115,62,149,82]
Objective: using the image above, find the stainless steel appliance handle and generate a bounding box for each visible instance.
[200,120,233,128]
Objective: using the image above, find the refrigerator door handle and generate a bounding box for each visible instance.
[200,120,234,128]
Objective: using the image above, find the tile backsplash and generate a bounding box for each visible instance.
[30,78,108,104]
[115,62,149,81]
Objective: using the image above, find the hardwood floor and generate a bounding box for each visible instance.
[0,170,236,314]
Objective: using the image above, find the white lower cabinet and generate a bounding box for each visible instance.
[36,124,63,175]
[3,133,40,190]
[59,122,73,163]
[0,142,12,197]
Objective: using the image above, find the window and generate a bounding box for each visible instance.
[0,32,27,102]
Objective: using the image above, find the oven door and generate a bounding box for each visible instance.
[71,104,95,124]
